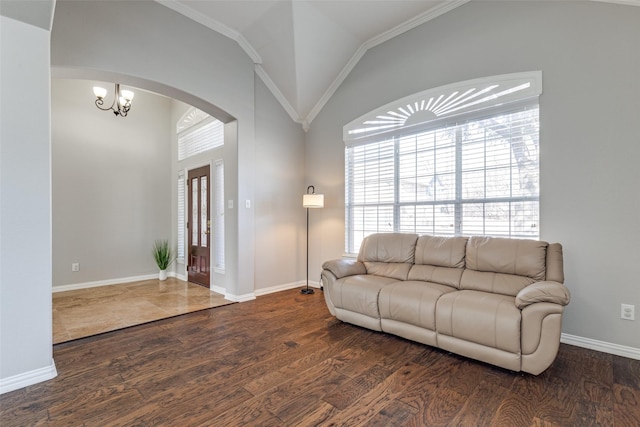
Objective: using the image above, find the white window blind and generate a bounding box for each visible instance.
[177,108,224,161]
[177,171,185,260]
[214,161,225,271]
[344,72,541,254]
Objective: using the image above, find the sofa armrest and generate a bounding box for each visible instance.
[322,259,366,279]
[516,281,571,309]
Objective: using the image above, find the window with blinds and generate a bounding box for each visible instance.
[214,161,225,271]
[177,171,185,260]
[344,72,541,254]
[177,108,224,161]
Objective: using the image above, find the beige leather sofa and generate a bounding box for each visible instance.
[321,233,570,375]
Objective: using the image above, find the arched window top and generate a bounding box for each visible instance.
[177,107,212,134]
[176,107,223,161]
[344,71,542,145]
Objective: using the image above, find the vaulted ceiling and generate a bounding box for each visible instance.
[158,0,470,129]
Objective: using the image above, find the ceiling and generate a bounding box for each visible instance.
[158,0,470,129]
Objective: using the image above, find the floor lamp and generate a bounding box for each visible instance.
[302,185,324,294]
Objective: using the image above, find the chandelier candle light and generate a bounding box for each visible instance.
[302,185,324,295]
[93,83,134,117]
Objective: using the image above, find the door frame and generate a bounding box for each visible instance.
[179,160,225,292]
[180,161,213,286]
[187,164,211,287]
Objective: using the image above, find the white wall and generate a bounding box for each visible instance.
[306,1,640,350]
[52,79,172,287]
[254,76,307,291]
[0,15,56,391]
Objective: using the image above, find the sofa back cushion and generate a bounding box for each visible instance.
[358,233,418,280]
[357,233,418,263]
[461,236,548,296]
[408,235,468,288]
[414,235,468,267]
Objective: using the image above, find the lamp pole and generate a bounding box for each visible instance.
[302,186,314,294]
[302,185,323,295]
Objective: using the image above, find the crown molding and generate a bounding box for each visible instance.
[156,0,639,131]
[255,65,301,124]
[305,44,368,129]
[593,0,640,5]
[155,0,262,64]
[363,0,471,51]
[303,0,470,128]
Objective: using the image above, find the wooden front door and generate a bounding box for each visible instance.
[187,165,211,287]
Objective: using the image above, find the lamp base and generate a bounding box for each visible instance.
[300,288,315,295]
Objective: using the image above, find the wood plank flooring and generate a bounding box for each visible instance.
[1,288,639,426]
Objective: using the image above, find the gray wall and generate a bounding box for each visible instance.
[0,14,55,387]
[52,79,172,287]
[306,1,640,349]
[51,0,256,298]
[254,76,307,290]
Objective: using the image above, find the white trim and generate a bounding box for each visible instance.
[592,0,640,6]
[224,292,256,303]
[254,280,321,297]
[52,273,161,292]
[304,0,470,127]
[156,0,469,130]
[210,283,226,296]
[561,333,640,360]
[255,65,301,124]
[220,281,321,301]
[155,0,262,64]
[0,359,57,395]
[343,70,542,145]
[156,0,638,130]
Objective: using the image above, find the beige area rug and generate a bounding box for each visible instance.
[53,278,234,344]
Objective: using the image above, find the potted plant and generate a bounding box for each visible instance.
[152,239,175,281]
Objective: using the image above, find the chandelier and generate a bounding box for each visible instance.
[92,83,134,117]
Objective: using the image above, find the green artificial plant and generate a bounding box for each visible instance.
[152,239,175,271]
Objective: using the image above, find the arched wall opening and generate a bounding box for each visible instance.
[52,67,241,298]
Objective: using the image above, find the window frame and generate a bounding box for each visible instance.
[343,72,542,255]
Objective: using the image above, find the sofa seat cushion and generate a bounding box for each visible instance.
[330,274,399,318]
[436,290,521,354]
[379,281,457,331]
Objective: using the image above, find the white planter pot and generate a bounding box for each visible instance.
[159,269,168,281]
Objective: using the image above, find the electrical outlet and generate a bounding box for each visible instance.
[621,304,635,321]
[71,263,80,272]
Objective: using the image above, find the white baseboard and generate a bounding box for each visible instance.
[254,280,320,297]
[52,273,161,292]
[224,292,256,302]
[561,333,640,360]
[208,283,225,296]
[0,359,57,395]
[224,280,321,301]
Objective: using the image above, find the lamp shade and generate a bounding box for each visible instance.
[120,89,134,102]
[93,86,107,99]
[303,193,324,208]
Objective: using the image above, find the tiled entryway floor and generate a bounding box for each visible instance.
[53,278,233,344]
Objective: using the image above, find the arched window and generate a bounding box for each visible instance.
[177,107,224,161]
[344,71,541,254]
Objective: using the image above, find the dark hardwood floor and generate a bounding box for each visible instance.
[1,288,639,426]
